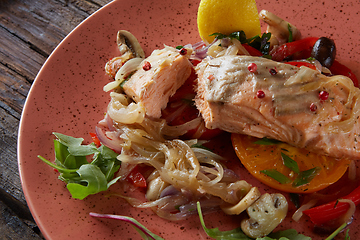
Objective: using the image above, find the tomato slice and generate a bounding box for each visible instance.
[89,132,101,148]
[231,134,351,193]
[126,166,147,188]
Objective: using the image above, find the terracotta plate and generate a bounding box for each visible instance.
[18,0,360,239]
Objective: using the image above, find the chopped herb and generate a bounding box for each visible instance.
[191,143,212,152]
[306,57,316,61]
[289,193,300,209]
[120,72,135,88]
[281,152,300,174]
[175,45,184,50]
[254,137,282,145]
[210,30,272,55]
[293,167,321,187]
[261,169,291,184]
[288,24,293,42]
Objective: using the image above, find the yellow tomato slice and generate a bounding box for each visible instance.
[197,0,261,44]
[231,134,351,193]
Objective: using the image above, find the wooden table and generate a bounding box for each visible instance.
[0,0,112,238]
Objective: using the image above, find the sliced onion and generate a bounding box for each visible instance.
[292,199,317,222]
[160,185,179,198]
[339,199,356,224]
[103,57,143,92]
[95,126,123,153]
[161,117,202,137]
[107,94,145,124]
[115,57,143,82]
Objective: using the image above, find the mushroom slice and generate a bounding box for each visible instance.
[241,193,288,238]
[117,30,146,59]
[259,10,301,46]
[221,187,261,215]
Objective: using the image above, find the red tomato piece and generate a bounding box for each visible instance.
[90,132,101,148]
[127,166,147,188]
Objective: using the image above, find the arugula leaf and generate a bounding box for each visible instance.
[197,202,252,240]
[260,169,291,184]
[253,138,282,145]
[38,132,121,200]
[197,202,313,240]
[281,152,300,174]
[67,164,109,200]
[265,229,311,240]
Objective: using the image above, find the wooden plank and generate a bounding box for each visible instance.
[0,1,112,239]
[0,198,44,239]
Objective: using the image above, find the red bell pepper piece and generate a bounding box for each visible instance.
[242,44,263,57]
[90,132,101,148]
[285,61,317,70]
[126,166,147,188]
[271,37,319,62]
[329,60,359,88]
[303,184,360,225]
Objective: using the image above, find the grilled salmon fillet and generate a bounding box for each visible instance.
[195,55,360,160]
[123,46,192,119]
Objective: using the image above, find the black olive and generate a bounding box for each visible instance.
[311,37,336,68]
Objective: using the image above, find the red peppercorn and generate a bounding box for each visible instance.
[208,74,215,81]
[310,103,317,112]
[248,63,257,73]
[269,68,277,75]
[319,91,329,101]
[257,90,265,98]
[179,48,187,55]
[142,61,151,71]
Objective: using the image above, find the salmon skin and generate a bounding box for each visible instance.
[123,46,192,119]
[195,55,360,160]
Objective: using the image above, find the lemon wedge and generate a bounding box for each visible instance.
[197,0,261,44]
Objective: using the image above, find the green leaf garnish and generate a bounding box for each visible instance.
[281,152,300,174]
[197,202,252,239]
[289,193,301,209]
[253,137,282,145]
[191,143,212,152]
[288,24,293,43]
[293,167,321,187]
[38,132,121,199]
[197,201,313,240]
[175,45,184,50]
[260,169,291,184]
[211,30,272,55]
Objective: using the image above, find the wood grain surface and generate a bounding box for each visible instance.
[0,0,112,238]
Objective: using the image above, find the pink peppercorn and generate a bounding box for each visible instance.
[179,48,187,55]
[319,91,329,101]
[310,103,317,112]
[248,63,257,73]
[142,61,151,71]
[257,90,265,98]
[269,68,277,75]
